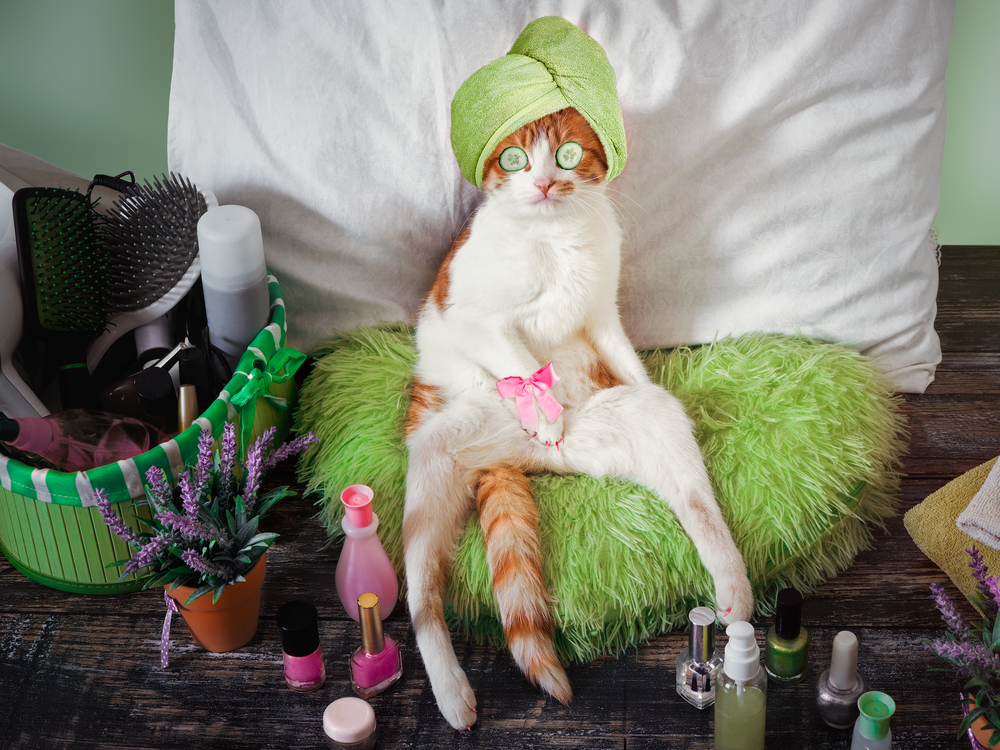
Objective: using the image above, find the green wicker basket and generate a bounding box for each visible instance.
[0,275,302,594]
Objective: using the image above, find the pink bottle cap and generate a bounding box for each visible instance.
[341,484,374,528]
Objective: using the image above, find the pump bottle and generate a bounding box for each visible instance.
[715,621,767,750]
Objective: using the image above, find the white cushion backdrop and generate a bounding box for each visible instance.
[168,0,951,392]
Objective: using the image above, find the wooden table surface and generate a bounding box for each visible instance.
[2,245,998,749]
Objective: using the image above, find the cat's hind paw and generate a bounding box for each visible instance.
[433,666,478,730]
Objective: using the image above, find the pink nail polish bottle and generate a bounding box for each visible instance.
[277,600,326,692]
[336,485,399,621]
[350,593,403,699]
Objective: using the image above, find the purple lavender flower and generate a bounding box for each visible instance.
[242,427,277,509]
[94,488,142,546]
[219,422,237,478]
[144,466,172,509]
[261,432,318,474]
[181,548,231,579]
[156,510,225,543]
[123,536,169,575]
[924,637,1000,678]
[193,427,214,496]
[968,546,994,605]
[178,471,199,518]
[930,581,969,638]
[987,575,1000,616]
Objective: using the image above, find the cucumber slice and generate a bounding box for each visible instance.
[556,141,583,170]
[499,146,528,172]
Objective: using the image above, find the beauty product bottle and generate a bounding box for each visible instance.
[817,630,867,728]
[715,621,767,750]
[0,409,165,473]
[765,587,809,684]
[336,484,398,621]
[196,204,270,369]
[676,605,724,709]
[850,691,895,750]
[323,697,377,750]
[276,600,327,692]
[350,593,403,699]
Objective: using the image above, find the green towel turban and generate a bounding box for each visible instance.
[451,16,628,189]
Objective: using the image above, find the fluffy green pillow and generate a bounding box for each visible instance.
[296,326,903,662]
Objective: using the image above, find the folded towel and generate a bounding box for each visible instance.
[904,458,1000,608]
[957,457,1000,549]
[450,16,627,189]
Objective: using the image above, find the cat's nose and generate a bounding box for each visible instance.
[535,177,553,196]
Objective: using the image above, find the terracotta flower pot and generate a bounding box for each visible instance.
[965,693,1000,749]
[165,554,267,652]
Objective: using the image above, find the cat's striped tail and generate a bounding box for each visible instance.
[476,466,572,704]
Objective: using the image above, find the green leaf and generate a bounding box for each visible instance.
[990,728,1000,746]
[211,584,228,604]
[959,706,989,736]
[244,532,278,547]
[967,676,991,691]
[184,584,216,606]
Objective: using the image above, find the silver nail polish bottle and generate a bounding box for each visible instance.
[676,606,724,709]
[817,630,867,728]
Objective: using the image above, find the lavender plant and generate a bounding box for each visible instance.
[96,422,317,605]
[925,546,1000,744]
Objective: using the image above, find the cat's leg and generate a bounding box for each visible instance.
[476,465,572,704]
[554,384,754,624]
[403,427,480,729]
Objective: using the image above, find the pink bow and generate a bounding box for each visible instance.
[496,363,564,433]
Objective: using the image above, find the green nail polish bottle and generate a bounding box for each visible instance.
[764,587,809,685]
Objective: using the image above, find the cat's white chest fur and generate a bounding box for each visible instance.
[442,195,621,355]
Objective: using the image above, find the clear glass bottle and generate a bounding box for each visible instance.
[0,409,165,472]
[675,606,724,709]
[851,691,895,750]
[350,593,403,699]
[765,587,810,684]
[715,621,767,750]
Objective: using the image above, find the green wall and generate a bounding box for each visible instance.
[0,0,174,181]
[0,0,997,244]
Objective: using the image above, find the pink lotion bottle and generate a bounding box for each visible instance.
[336,484,398,621]
[351,592,403,699]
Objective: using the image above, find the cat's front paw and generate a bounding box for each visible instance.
[433,664,478,730]
[531,413,564,448]
[715,570,754,625]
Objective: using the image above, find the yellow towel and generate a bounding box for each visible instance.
[904,457,1000,608]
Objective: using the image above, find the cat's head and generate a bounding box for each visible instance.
[481,108,607,214]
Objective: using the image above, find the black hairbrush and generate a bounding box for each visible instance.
[13,187,108,409]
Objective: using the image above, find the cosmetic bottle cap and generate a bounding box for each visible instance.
[857,691,895,740]
[688,606,717,663]
[723,620,760,684]
[341,484,374,528]
[774,587,803,640]
[177,385,199,433]
[135,367,178,433]
[3,416,52,452]
[178,346,214,412]
[196,204,267,292]
[0,417,21,443]
[829,630,859,690]
[358,593,385,654]
[276,600,321,657]
[323,697,376,744]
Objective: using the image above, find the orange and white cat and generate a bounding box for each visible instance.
[404,108,753,729]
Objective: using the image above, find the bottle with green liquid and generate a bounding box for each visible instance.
[715,621,767,750]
